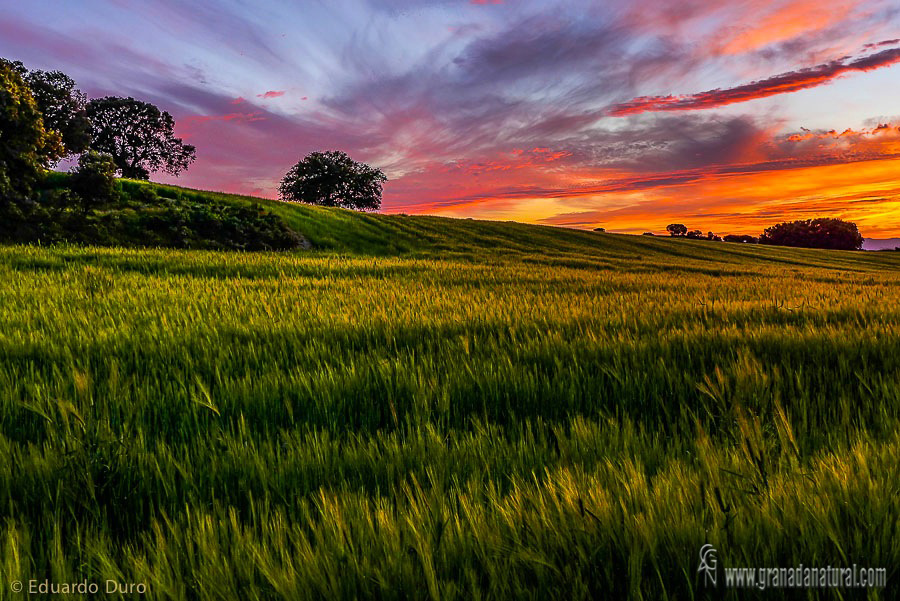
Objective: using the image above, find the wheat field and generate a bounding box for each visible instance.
[1,211,898,599]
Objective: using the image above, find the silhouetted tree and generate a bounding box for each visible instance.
[759,218,863,250]
[87,96,196,179]
[666,223,687,237]
[3,60,91,157]
[593,227,606,233]
[642,232,655,236]
[279,151,386,210]
[686,229,704,239]
[723,234,758,244]
[706,231,721,241]
[0,61,62,203]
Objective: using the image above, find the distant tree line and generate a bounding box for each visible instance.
[657,218,864,250]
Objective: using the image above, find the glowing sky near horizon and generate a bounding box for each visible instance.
[3,0,900,236]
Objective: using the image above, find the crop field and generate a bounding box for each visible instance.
[1,199,899,599]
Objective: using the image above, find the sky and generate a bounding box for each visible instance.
[3,0,900,237]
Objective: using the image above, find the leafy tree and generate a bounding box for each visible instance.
[3,60,91,157]
[706,231,721,241]
[279,151,387,210]
[685,229,705,239]
[759,218,863,250]
[86,96,196,179]
[666,223,687,237]
[69,151,120,212]
[0,61,62,203]
[593,227,606,233]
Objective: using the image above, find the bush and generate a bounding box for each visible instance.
[69,151,119,211]
[723,234,758,244]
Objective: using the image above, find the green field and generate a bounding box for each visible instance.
[1,185,899,599]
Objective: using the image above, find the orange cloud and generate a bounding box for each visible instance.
[385,121,900,238]
[541,157,900,238]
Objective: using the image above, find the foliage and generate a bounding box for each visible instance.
[723,234,758,244]
[0,61,62,203]
[593,227,605,232]
[69,151,120,211]
[0,177,304,250]
[759,217,864,250]
[0,236,898,599]
[86,96,196,179]
[666,223,687,236]
[279,150,387,210]
[686,229,705,239]
[3,59,91,157]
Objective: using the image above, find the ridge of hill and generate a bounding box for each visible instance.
[141,180,900,272]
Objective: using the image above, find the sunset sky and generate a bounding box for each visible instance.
[3,0,900,237]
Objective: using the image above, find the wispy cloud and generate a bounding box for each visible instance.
[607,46,900,115]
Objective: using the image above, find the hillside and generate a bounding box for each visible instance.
[1,182,899,600]
[142,181,900,272]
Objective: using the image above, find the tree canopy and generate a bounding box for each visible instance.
[2,60,92,158]
[759,218,864,250]
[279,151,387,210]
[666,223,687,237]
[0,61,62,202]
[86,96,196,179]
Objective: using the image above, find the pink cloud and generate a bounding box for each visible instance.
[257,90,285,99]
[608,46,900,116]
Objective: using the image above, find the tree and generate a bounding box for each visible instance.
[86,96,196,179]
[279,151,386,210]
[666,223,687,237]
[642,232,655,236]
[69,151,120,212]
[0,61,62,203]
[593,227,606,233]
[758,218,863,250]
[3,60,91,157]
[685,229,705,239]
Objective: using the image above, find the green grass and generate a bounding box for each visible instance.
[1,183,899,599]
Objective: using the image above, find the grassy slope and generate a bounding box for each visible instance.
[142,180,900,270]
[1,181,899,600]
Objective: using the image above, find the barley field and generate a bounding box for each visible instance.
[1,198,899,599]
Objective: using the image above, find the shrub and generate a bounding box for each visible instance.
[69,151,120,211]
[723,234,758,244]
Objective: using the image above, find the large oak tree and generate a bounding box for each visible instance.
[279,151,386,210]
[87,96,196,179]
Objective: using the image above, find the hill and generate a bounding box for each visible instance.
[141,181,900,272]
[1,181,898,600]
